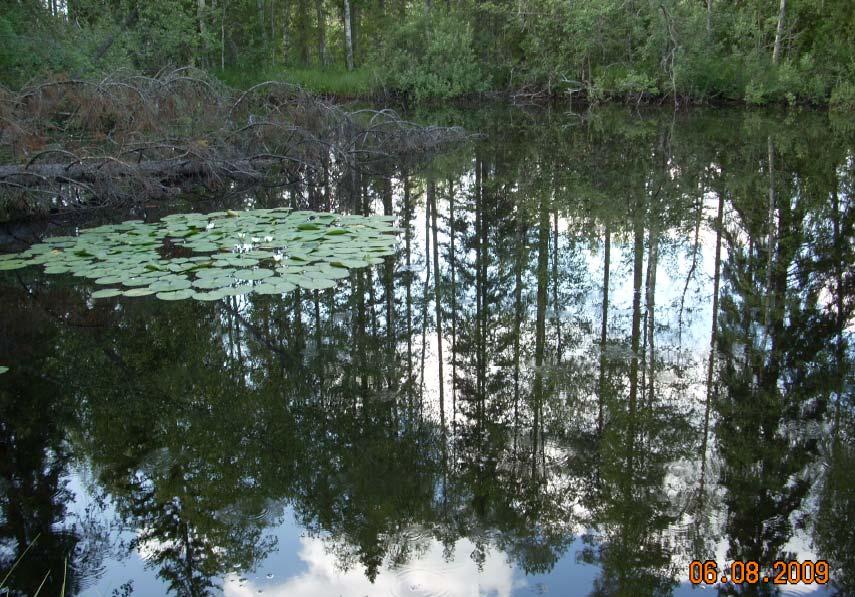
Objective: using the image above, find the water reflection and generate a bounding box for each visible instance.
[0,107,853,596]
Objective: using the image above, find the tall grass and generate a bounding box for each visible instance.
[215,66,381,97]
[0,533,40,591]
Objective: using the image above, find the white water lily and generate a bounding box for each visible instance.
[206,222,215,230]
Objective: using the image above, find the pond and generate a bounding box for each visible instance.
[1,105,853,596]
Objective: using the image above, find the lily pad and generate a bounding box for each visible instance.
[300,278,336,290]
[91,288,124,299]
[234,268,274,281]
[156,289,195,301]
[192,290,229,301]
[331,258,369,269]
[123,288,157,297]
[0,260,29,271]
[5,208,400,302]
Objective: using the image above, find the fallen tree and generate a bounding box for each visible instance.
[0,68,469,214]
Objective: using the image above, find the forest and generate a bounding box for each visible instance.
[2,0,855,107]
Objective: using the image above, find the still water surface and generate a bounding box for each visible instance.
[1,106,853,596]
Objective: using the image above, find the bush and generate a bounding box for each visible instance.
[0,8,93,87]
[830,80,855,111]
[675,51,745,101]
[592,64,659,100]
[369,9,484,102]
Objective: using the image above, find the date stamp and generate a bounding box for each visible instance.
[689,560,830,585]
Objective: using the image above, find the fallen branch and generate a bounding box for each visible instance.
[0,68,470,213]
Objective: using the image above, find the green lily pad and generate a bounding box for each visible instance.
[331,258,369,269]
[149,277,192,292]
[192,277,234,290]
[95,276,125,285]
[192,290,228,301]
[265,277,297,292]
[222,284,253,296]
[4,209,400,302]
[234,268,274,281]
[253,283,283,295]
[156,289,195,301]
[91,288,124,299]
[300,278,336,290]
[0,260,29,271]
[123,288,156,297]
[186,242,220,253]
[0,366,8,374]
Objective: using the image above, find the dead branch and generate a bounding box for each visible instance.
[0,68,470,215]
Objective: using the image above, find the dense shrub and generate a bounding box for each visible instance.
[370,10,484,102]
[830,81,855,111]
[0,7,93,87]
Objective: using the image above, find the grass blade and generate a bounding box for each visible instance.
[0,532,41,589]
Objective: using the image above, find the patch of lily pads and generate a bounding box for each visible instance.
[0,208,400,301]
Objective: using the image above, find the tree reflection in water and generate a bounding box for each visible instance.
[0,107,853,596]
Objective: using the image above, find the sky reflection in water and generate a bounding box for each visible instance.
[0,106,853,596]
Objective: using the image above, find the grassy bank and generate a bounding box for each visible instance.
[215,66,382,99]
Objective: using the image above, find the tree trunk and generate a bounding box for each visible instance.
[629,201,644,448]
[700,190,724,491]
[198,0,207,36]
[773,0,786,64]
[316,0,327,66]
[298,0,310,65]
[598,224,610,435]
[534,193,549,473]
[448,179,458,429]
[221,0,227,70]
[645,222,658,409]
[706,0,712,36]
[343,0,354,70]
[762,137,777,352]
[282,1,291,62]
[258,0,265,46]
[351,3,359,64]
[197,0,207,61]
[429,179,445,429]
[270,0,276,64]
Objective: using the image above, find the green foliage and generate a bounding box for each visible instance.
[2,210,399,301]
[1,0,855,105]
[218,65,378,96]
[281,67,378,96]
[370,9,484,102]
[0,6,93,87]
[116,2,202,72]
[830,81,855,111]
[594,65,659,100]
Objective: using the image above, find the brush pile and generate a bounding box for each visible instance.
[0,68,467,213]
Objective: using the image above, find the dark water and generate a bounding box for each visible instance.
[1,106,854,596]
